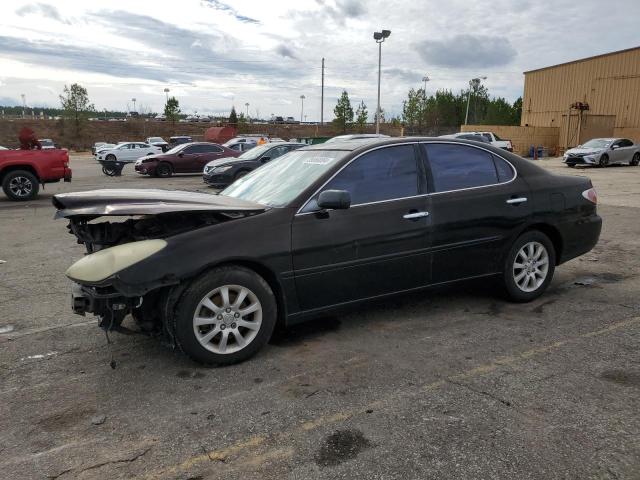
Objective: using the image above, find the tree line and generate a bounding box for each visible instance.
[333,83,522,134]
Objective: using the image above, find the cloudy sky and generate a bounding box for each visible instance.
[0,0,638,120]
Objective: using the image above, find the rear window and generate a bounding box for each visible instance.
[423,144,513,192]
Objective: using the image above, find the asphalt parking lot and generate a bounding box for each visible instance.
[1,154,639,479]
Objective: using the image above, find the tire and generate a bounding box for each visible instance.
[106,154,116,162]
[598,154,609,168]
[102,166,117,176]
[631,153,640,166]
[173,266,277,365]
[566,164,575,168]
[501,231,556,303]
[2,170,39,201]
[156,162,172,178]
[234,170,249,180]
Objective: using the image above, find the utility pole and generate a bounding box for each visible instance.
[300,95,305,123]
[320,58,325,125]
[21,94,26,118]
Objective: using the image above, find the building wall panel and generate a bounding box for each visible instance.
[522,47,640,128]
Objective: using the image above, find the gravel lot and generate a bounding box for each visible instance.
[1,154,639,479]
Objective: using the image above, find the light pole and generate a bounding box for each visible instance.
[373,29,391,135]
[245,102,250,121]
[464,76,486,125]
[300,95,305,123]
[21,94,26,118]
[422,75,430,93]
[163,88,170,102]
[131,97,137,113]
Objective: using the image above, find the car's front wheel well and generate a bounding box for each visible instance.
[180,260,286,332]
[521,224,563,265]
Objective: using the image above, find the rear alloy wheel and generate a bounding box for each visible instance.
[155,162,172,178]
[598,154,609,168]
[631,153,640,166]
[502,231,555,302]
[2,170,39,201]
[174,266,276,365]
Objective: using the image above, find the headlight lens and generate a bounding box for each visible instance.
[66,239,167,283]
[213,165,233,173]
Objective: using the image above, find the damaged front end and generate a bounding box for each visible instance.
[54,189,266,340]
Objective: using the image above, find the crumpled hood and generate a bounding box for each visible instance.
[53,189,266,218]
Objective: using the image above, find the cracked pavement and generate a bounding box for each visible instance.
[0,155,639,479]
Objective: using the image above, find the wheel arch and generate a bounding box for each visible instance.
[177,259,287,332]
[518,223,563,265]
[0,164,40,184]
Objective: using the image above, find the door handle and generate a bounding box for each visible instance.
[403,211,429,220]
[506,197,528,205]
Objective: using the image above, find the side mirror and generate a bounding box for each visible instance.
[611,144,619,150]
[178,152,184,157]
[317,190,351,210]
[260,156,271,162]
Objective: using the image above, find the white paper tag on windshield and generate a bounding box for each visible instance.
[303,156,335,165]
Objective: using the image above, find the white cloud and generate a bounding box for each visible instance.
[0,0,639,119]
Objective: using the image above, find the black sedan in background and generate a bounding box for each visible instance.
[203,142,303,187]
[54,138,601,365]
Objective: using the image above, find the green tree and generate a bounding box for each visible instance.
[59,83,95,136]
[237,112,248,133]
[164,97,181,125]
[333,90,354,133]
[483,97,516,125]
[402,88,424,132]
[355,100,368,132]
[512,97,522,125]
[229,106,238,125]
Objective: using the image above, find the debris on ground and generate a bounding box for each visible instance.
[0,324,14,334]
[91,415,106,425]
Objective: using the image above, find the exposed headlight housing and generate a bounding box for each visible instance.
[66,239,167,283]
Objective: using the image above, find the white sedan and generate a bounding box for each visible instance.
[96,142,162,163]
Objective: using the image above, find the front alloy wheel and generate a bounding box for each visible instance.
[193,285,262,355]
[631,153,640,166]
[502,231,555,302]
[174,266,276,365]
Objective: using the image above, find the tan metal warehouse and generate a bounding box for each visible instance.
[521,46,640,148]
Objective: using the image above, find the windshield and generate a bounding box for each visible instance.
[581,139,612,149]
[237,143,273,160]
[148,137,164,142]
[221,149,347,207]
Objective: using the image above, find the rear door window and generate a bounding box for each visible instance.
[423,143,509,192]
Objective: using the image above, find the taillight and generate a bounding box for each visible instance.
[582,187,597,204]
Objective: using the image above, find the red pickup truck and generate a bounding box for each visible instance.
[0,149,72,201]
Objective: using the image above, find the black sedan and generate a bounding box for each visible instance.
[203,142,303,187]
[54,138,601,365]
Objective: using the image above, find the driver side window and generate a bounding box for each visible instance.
[302,145,418,212]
